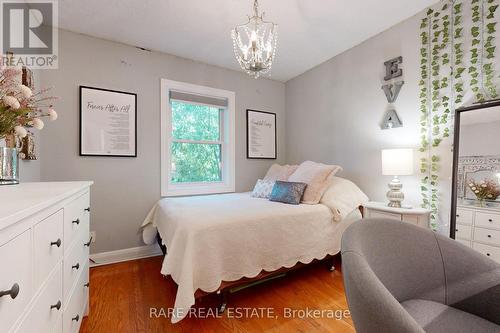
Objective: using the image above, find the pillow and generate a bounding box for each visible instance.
[263,164,299,181]
[251,179,276,199]
[288,161,343,204]
[320,176,369,222]
[269,181,307,205]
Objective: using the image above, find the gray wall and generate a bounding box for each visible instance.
[39,30,286,253]
[18,71,42,182]
[285,13,423,206]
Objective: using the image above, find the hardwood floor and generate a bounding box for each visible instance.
[80,256,355,333]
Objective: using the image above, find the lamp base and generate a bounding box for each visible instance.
[387,176,404,208]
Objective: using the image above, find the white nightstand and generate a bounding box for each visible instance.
[363,201,431,229]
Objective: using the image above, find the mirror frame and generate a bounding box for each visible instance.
[450,100,500,239]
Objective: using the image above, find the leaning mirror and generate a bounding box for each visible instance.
[450,101,500,263]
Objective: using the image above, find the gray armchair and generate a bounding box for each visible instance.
[341,218,500,333]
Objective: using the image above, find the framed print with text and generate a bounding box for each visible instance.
[80,86,137,157]
[246,109,277,159]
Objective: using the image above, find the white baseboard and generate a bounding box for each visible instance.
[90,244,163,267]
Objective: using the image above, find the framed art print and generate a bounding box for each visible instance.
[246,109,277,159]
[80,86,137,157]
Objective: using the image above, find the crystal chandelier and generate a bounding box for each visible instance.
[231,0,278,79]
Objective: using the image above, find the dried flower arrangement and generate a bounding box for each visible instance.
[0,64,57,148]
[467,178,500,205]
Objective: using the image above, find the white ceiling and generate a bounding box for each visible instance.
[57,0,438,82]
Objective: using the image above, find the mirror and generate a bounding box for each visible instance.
[450,102,500,263]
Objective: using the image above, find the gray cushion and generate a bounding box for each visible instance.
[268,181,307,205]
[402,299,500,333]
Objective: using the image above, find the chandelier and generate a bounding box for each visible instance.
[231,0,278,79]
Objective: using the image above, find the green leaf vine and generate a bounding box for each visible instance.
[483,0,498,97]
[470,0,484,101]
[419,0,499,231]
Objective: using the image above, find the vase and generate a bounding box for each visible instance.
[0,147,19,185]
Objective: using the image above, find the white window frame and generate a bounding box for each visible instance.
[161,79,235,197]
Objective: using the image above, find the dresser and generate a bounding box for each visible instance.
[0,182,93,333]
[363,201,432,229]
[455,205,500,264]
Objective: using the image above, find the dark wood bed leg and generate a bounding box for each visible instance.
[217,290,229,314]
[157,233,167,255]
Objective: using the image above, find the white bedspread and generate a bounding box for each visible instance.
[141,192,361,323]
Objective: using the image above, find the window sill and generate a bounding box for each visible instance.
[162,184,235,197]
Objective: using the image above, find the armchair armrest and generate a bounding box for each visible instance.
[342,251,425,333]
[436,235,500,325]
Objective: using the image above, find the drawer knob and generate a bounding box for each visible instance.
[455,229,458,232]
[0,283,20,299]
[85,207,91,212]
[72,315,80,322]
[50,238,62,247]
[72,218,80,225]
[50,300,61,310]
[72,263,80,270]
[84,236,93,247]
[456,214,460,217]
[489,219,493,222]
[488,235,492,238]
[487,253,491,257]
[84,282,90,288]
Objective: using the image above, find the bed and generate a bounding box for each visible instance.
[141,178,367,323]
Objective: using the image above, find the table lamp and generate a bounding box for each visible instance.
[382,149,414,208]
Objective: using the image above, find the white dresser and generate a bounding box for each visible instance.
[363,201,432,229]
[455,205,500,264]
[0,182,93,333]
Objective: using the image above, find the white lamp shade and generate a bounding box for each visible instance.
[382,149,414,176]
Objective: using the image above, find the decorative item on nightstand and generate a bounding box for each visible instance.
[381,149,414,208]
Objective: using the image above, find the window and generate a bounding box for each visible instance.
[161,79,235,196]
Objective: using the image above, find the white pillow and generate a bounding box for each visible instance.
[288,161,343,204]
[320,176,369,222]
[263,164,298,181]
[251,179,276,198]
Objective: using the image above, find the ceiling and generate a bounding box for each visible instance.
[57,0,438,82]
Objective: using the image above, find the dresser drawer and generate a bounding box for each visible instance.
[475,211,500,229]
[0,230,32,333]
[63,263,89,333]
[455,224,472,240]
[474,227,500,246]
[64,192,90,251]
[368,210,401,221]
[455,209,474,225]
[63,229,89,302]
[34,210,64,289]
[16,263,63,333]
[473,242,500,263]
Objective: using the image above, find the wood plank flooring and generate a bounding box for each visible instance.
[80,256,355,333]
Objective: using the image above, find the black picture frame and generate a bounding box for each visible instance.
[450,100,500,239]
[79,86,137,157]
[246,109,277,160]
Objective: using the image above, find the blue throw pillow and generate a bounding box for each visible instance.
[269,181,307,205]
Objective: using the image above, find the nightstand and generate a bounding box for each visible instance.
[363,201,431,229]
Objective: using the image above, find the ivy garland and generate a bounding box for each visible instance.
[483,0,498,98]
[419,0,498,231]
[419,10,431,213]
